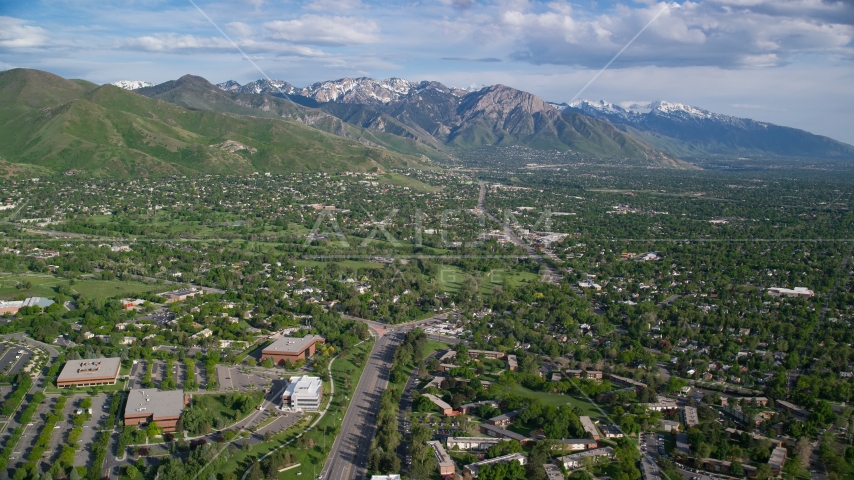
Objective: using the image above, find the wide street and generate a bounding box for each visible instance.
[320,328,402,480]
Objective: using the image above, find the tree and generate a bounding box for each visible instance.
[695,442,712,459]
[754,463,772,480]
[730,461,743,476]
[69,470,81,480]
[795,437,812,464]
[146,421,162,439]
[123,465,139,478]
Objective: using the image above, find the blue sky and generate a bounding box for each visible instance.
[1,0,853,144]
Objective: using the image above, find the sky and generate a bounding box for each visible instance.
[1,0,853,144]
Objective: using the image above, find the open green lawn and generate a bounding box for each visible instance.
[294,259,386,270]
[193,391,266,424]
[424,339,449,358]
[377,172,439,192]
[0,274,170,301]
[436,266,463,293]
[508,384,602,417]
[72,279,170,299]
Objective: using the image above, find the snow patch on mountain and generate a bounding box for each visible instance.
[112,80,154,90]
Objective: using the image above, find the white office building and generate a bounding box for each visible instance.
[282,376,322,411]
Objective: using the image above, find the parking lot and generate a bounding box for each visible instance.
[249,410,302,442]
[216,365,276,392]
[72,394,111,468]
[0,342,35,376]
[45,395,77,471]
[12,400,54,465]
[129,360,146,389]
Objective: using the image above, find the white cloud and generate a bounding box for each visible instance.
[304,0,365,11]
[0,16,49,48]
[226,22,255,38]
[264,15,380,46]
[120,34,234,52]
[422,1,854,69]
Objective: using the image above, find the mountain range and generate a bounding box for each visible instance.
[128,74,679,166]
[1,69,851,178]
[0,69,429,177]
[204,78,853,161]
[563,99,854,158]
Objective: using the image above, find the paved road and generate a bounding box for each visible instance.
[477,181,561,284]
[320,328,403,480]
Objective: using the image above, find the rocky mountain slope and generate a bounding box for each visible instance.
[0,69,429,177]
[215,77,681,165]
[566,99,854,158]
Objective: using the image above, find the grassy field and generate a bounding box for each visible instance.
[0,274,170,301]
[436,266,463,293]
[424,339,449,358]
[376,172,439,192]
[508,384,602,417]
[294,259,386,270]
[194,391,267,424]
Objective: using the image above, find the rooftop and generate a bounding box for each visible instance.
[284,376,322,397]
[264,335,325,354]
[769,446,787,469]
[480,424,529,442]
[465,452,527,476]
[125,388,186,419]
[427,440,454,469]
[57,357,121,382]
[423,393,452,411]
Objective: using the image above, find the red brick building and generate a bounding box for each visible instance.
[261,335,325,366]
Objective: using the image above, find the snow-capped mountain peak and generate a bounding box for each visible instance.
[111,80,154,90]
[216,80,242,92]
[648,100,714,119]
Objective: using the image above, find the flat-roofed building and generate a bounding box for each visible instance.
[488,410,520,427]
[0,297,55,314]
[162,288,201,303]
[479,424,533,445]
[262,335,326,366]
[468,349,505,360]
[600,424,623,438]
[543,464,563,480]
[424,393,455,416]
[507,355,518,371]
[607,374,647,392]
[641,399,679,412]
[767,287,813,298]
[459,400,498,415]
[447,437,509,451]
[463,453,527,479]
[776,400,810,420]
[580,416,600,440]
[660,420,681,433]
[641,456,662,480]
[124,388,188,431]
[567,369,604,380]
[682,406,699,428]
[557,447,614,469]
[768,446,787,474]
[282,376,322,411]
[427,440,456,478]
[562,438,599,451]
[57,357,121,387]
